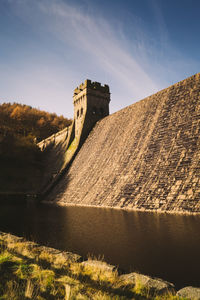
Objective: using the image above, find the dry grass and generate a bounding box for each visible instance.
[0,233,188,299]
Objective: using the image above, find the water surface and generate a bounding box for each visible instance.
[1,203,200,289]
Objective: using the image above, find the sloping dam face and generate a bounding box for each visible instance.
[47,73,200,213]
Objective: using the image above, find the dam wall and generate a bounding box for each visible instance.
[37,121,77,195]
[38,80,110,196]
[46,73,200,213]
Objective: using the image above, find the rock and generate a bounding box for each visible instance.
[177,286,200,299]
[0,232,81,265]
[119,272,175,295]
[36,245,81,265]
[53,250,81,264]
[81,260,115,272]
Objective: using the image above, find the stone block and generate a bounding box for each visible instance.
[177,286,200,299]
[119,272,175,295]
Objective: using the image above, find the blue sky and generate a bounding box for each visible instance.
[0,0,200,118]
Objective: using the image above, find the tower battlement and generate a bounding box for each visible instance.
[73,79,110,97]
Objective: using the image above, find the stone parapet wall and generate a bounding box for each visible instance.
[37,121,77,196]
[47,73,200,213]
[37,126,70,151]
[73,79,109,97]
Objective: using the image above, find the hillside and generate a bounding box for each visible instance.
[46,73,200,213]
[0,103,72,195]
[0,102,72,142]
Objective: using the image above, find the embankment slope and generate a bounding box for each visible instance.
[47,73,200,213]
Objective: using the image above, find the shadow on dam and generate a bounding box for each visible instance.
[1,202,200,289]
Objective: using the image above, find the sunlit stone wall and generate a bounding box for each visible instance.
[48,73,200,213]
[73,79,110,144]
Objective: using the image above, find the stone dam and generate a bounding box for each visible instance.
[41,73,200,213]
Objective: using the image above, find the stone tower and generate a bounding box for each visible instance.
[73,79,110,143]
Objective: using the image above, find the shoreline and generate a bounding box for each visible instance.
[42,200,200,215]
[1,194,200,215]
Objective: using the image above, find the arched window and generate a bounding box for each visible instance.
[81,107,83,115]
[77,110,80,118]
[100,108,104,115]
[92,107,97,115]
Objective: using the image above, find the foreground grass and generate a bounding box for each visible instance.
[0,234,185,299]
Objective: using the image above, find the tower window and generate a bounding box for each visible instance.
[92,107,97,115]
[81,107,83,115]
[100,108,104,115]
[77,110,80,118]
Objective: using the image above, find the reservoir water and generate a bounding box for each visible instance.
[0,202,200,289]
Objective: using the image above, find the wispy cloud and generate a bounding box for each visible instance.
[150,0,169,53]
[8,0,161,102]
[37,0,160,97]
[1,0,199,116]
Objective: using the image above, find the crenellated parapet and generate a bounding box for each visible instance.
[73,79,110,98]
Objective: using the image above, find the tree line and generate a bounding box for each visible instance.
[0,102,72,141]
[0,102,72,162]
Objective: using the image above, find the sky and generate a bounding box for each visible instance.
[0,0,200,118]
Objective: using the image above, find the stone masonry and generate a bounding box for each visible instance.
[37,80,110,195]
[73,79,110,145]
[46,73,200,213]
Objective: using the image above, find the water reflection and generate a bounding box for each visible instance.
[0,203,200,289]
